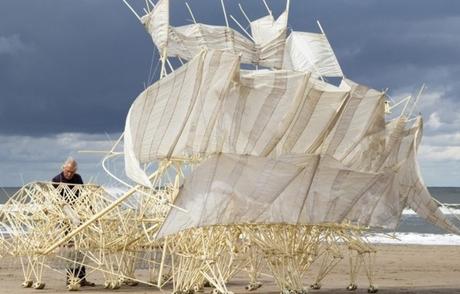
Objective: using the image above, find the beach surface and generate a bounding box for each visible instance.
[1,244,459,293]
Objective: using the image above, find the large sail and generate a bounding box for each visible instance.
[124,50,240,185]
[156,153,385,238]
[124,1,459,236]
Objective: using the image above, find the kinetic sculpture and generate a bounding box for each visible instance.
[0,0,458,293]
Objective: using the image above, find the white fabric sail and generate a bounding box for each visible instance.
[222,70,311,156]
[344,117,460,233]
[321,79,385,161]
[273,79,348,155]
[398,118,460,234]
[283,31,343,77]
[156,153,384,238]
[166,23,285,68]
[168,24,257,65]
[140,0,169,50]
[124,50,240,185]
[250,11,288,45]
[250,11,288,68]
[140,2,288,68]
[126,0,459,236]
[124,50,353,185]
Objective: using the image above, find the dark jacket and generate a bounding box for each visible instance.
[52,172,83,204]
[52,172,83,185]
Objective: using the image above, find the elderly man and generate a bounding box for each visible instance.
[52,158,95,287]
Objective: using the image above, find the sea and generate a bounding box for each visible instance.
[1,186,460,245]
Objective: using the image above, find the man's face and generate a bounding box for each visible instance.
[63,165,77,180]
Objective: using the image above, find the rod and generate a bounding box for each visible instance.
[262,0,272,16]
[286,0,291,13]
[166,58,175,73]
[238,3,252,25]
[122,0,141,21]
[43,164,186,255]
[316,20,326,35]
[78,150,122,154]
[389,95,410,111]
[185,2,197,24]
[230,15,256,42]
[160,48,168,78]
[145,0,151,12]
[400,94,412,118]
[221,0,229,27]
[408,83,426,118]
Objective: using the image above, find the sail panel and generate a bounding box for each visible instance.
[156,153,384,238]
[274,79,348,155]
[321,79,385,161]
[283,31,343,77]
[222,70,310,156]
[124,50,240,185]
[250,11,288,45]
[141,0,169,50]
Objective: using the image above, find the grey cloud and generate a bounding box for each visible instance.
[0,34,29,55]
[0,132,121,185]
[1,0,459,136]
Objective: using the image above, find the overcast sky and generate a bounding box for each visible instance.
[0,0,459,186]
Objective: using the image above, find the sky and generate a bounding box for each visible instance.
[0,0,459,186]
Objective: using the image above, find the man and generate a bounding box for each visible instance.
[52,158,95,287]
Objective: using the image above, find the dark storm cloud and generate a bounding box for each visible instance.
[0,0,154,135]
[0,0,459,136]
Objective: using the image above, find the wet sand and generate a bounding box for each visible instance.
[1,244,459,293]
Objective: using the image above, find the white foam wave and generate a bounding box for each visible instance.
[366,232,460,245]
[402,207,460,215]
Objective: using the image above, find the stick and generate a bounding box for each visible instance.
[221,0,229,27]
[238,3,252,25]
[122,0,141,21]
[230,15,256,42]
[262,0,272,16]
[185,2,197,24]
[408,83,426,118]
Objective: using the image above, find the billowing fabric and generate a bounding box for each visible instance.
[156,153,384,238]
[321,79,385,161]
[124,50,240,185]
[128,3,459,235]
[250,11,288,45]
[273,79,348,155]
[141,5,288,68]
[124,50,353,185]
[124,50,350,174]
[166,23,284,69]
[222,70,311,156]
[168,24,256,65]
[397,118,460,234]
[140,0,169,50]
[345,117,460,233]
[283,31,343,77]
[250,11,288,68]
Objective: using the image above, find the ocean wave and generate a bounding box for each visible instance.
[402,207,460,215]
[365,232,460,245]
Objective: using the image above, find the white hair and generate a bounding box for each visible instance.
[62,157,78,169]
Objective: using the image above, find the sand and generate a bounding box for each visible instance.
[1,244,460,293]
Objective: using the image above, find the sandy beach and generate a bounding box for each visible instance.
[1,244,459,293]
